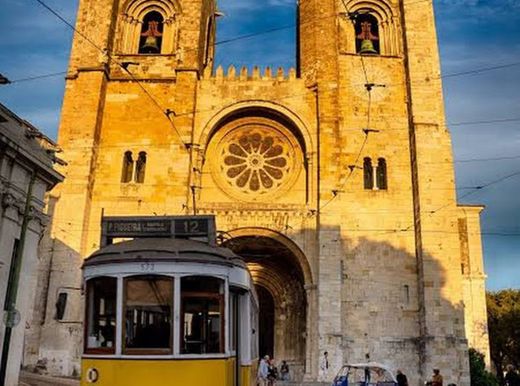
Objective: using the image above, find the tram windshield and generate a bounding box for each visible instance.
[124,275,173,353]
[84,273,239,357]
[85,277,117,353]
[181,276,224,354]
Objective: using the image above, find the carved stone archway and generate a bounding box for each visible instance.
[223,228,313,382]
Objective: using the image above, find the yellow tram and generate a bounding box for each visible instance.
[81,216,258,386]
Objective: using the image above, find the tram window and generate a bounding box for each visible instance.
[181,276,224,354]
[85,277,117,353]
[124,275,173,354]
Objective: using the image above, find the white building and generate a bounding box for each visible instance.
[0,103,63,386]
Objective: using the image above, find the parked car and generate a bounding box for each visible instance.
[332,362,398,386]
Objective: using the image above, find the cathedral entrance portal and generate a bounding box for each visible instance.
[224,233,308,381]
[257,286,275,358]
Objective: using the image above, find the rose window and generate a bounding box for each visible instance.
[215,126,297,199]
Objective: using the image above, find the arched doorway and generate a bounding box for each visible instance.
[257,286,275,358]
[224,233,309,381]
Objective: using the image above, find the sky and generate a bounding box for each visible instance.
[0,0,519,290]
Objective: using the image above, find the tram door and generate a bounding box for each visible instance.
[231,292,240,386]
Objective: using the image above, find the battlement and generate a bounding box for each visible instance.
[203,65,298,82]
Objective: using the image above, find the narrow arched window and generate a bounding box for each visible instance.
[376,158,387,190]
[363,157,373,190]
[139,11,164,54]
[121,151,134,183]
[135,151,147,183]
[355,13,380,55]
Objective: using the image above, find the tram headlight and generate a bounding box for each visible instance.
[86,368,99,383]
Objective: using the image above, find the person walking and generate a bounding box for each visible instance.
[432,369,443,386]
[258,355,270,386]
[505,365,520,386]
[319,351,330,382]
[280,360,290,381]
[396,370,408,386]
[267,358,278,386]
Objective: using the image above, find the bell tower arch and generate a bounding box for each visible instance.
[67,0,217,76]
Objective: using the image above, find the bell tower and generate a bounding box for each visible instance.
[67,0,217,76]
[297,0,473,383]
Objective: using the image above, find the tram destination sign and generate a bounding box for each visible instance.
[101,215,216,246]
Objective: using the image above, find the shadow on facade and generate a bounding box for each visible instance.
[22,221,470,385]
[222,225,470,385]
[24,195,84,376]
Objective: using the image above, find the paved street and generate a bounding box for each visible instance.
[19,371,80,386]
[18,372,328,386]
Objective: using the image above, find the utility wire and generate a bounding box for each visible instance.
[316,3,375,214]
[7,0,520,87]
[455,155,520,163]
[391,168,520,235]
[450,117,520,127]
[443,62,520,79]
[9,71,68,83]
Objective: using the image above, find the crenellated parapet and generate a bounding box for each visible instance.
[203,65,298,82]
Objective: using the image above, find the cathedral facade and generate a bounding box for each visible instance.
[24,0,490,384]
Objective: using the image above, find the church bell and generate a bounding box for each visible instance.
[359,39,378,55]
[141,36,160,53]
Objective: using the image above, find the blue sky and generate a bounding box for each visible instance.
[0,0,519,290]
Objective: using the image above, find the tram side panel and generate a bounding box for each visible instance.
[82,358,236,386]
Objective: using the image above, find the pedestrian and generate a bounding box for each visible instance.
[280,360,290,381]
[505,365,520,386]
[432,369,443,386]
[258,355,270,386]
[396,369,408,386]
[267,358,278,386]
[319,351,330,381]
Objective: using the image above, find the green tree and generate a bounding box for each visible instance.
[487,290,520,382]
[469,349,499,386]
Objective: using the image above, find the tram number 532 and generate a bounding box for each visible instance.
[140,262,155,272]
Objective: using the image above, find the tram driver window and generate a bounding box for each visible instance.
[86,277,117,353]
[181,276,224,354]
[124,275,173,354]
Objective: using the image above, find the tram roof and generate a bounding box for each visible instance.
[83,237,247,268]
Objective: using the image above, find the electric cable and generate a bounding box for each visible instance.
[9,71,68,83]
[316,1,379,213]
[7,0,520,87]
[382,168,520,236]
[450,117,520,127]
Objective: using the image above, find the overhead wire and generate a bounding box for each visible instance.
[383,168,520,236]
[304,2,376,214]
[6,0,520,87]
[9,71,68,83]
[449,117,520,127]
